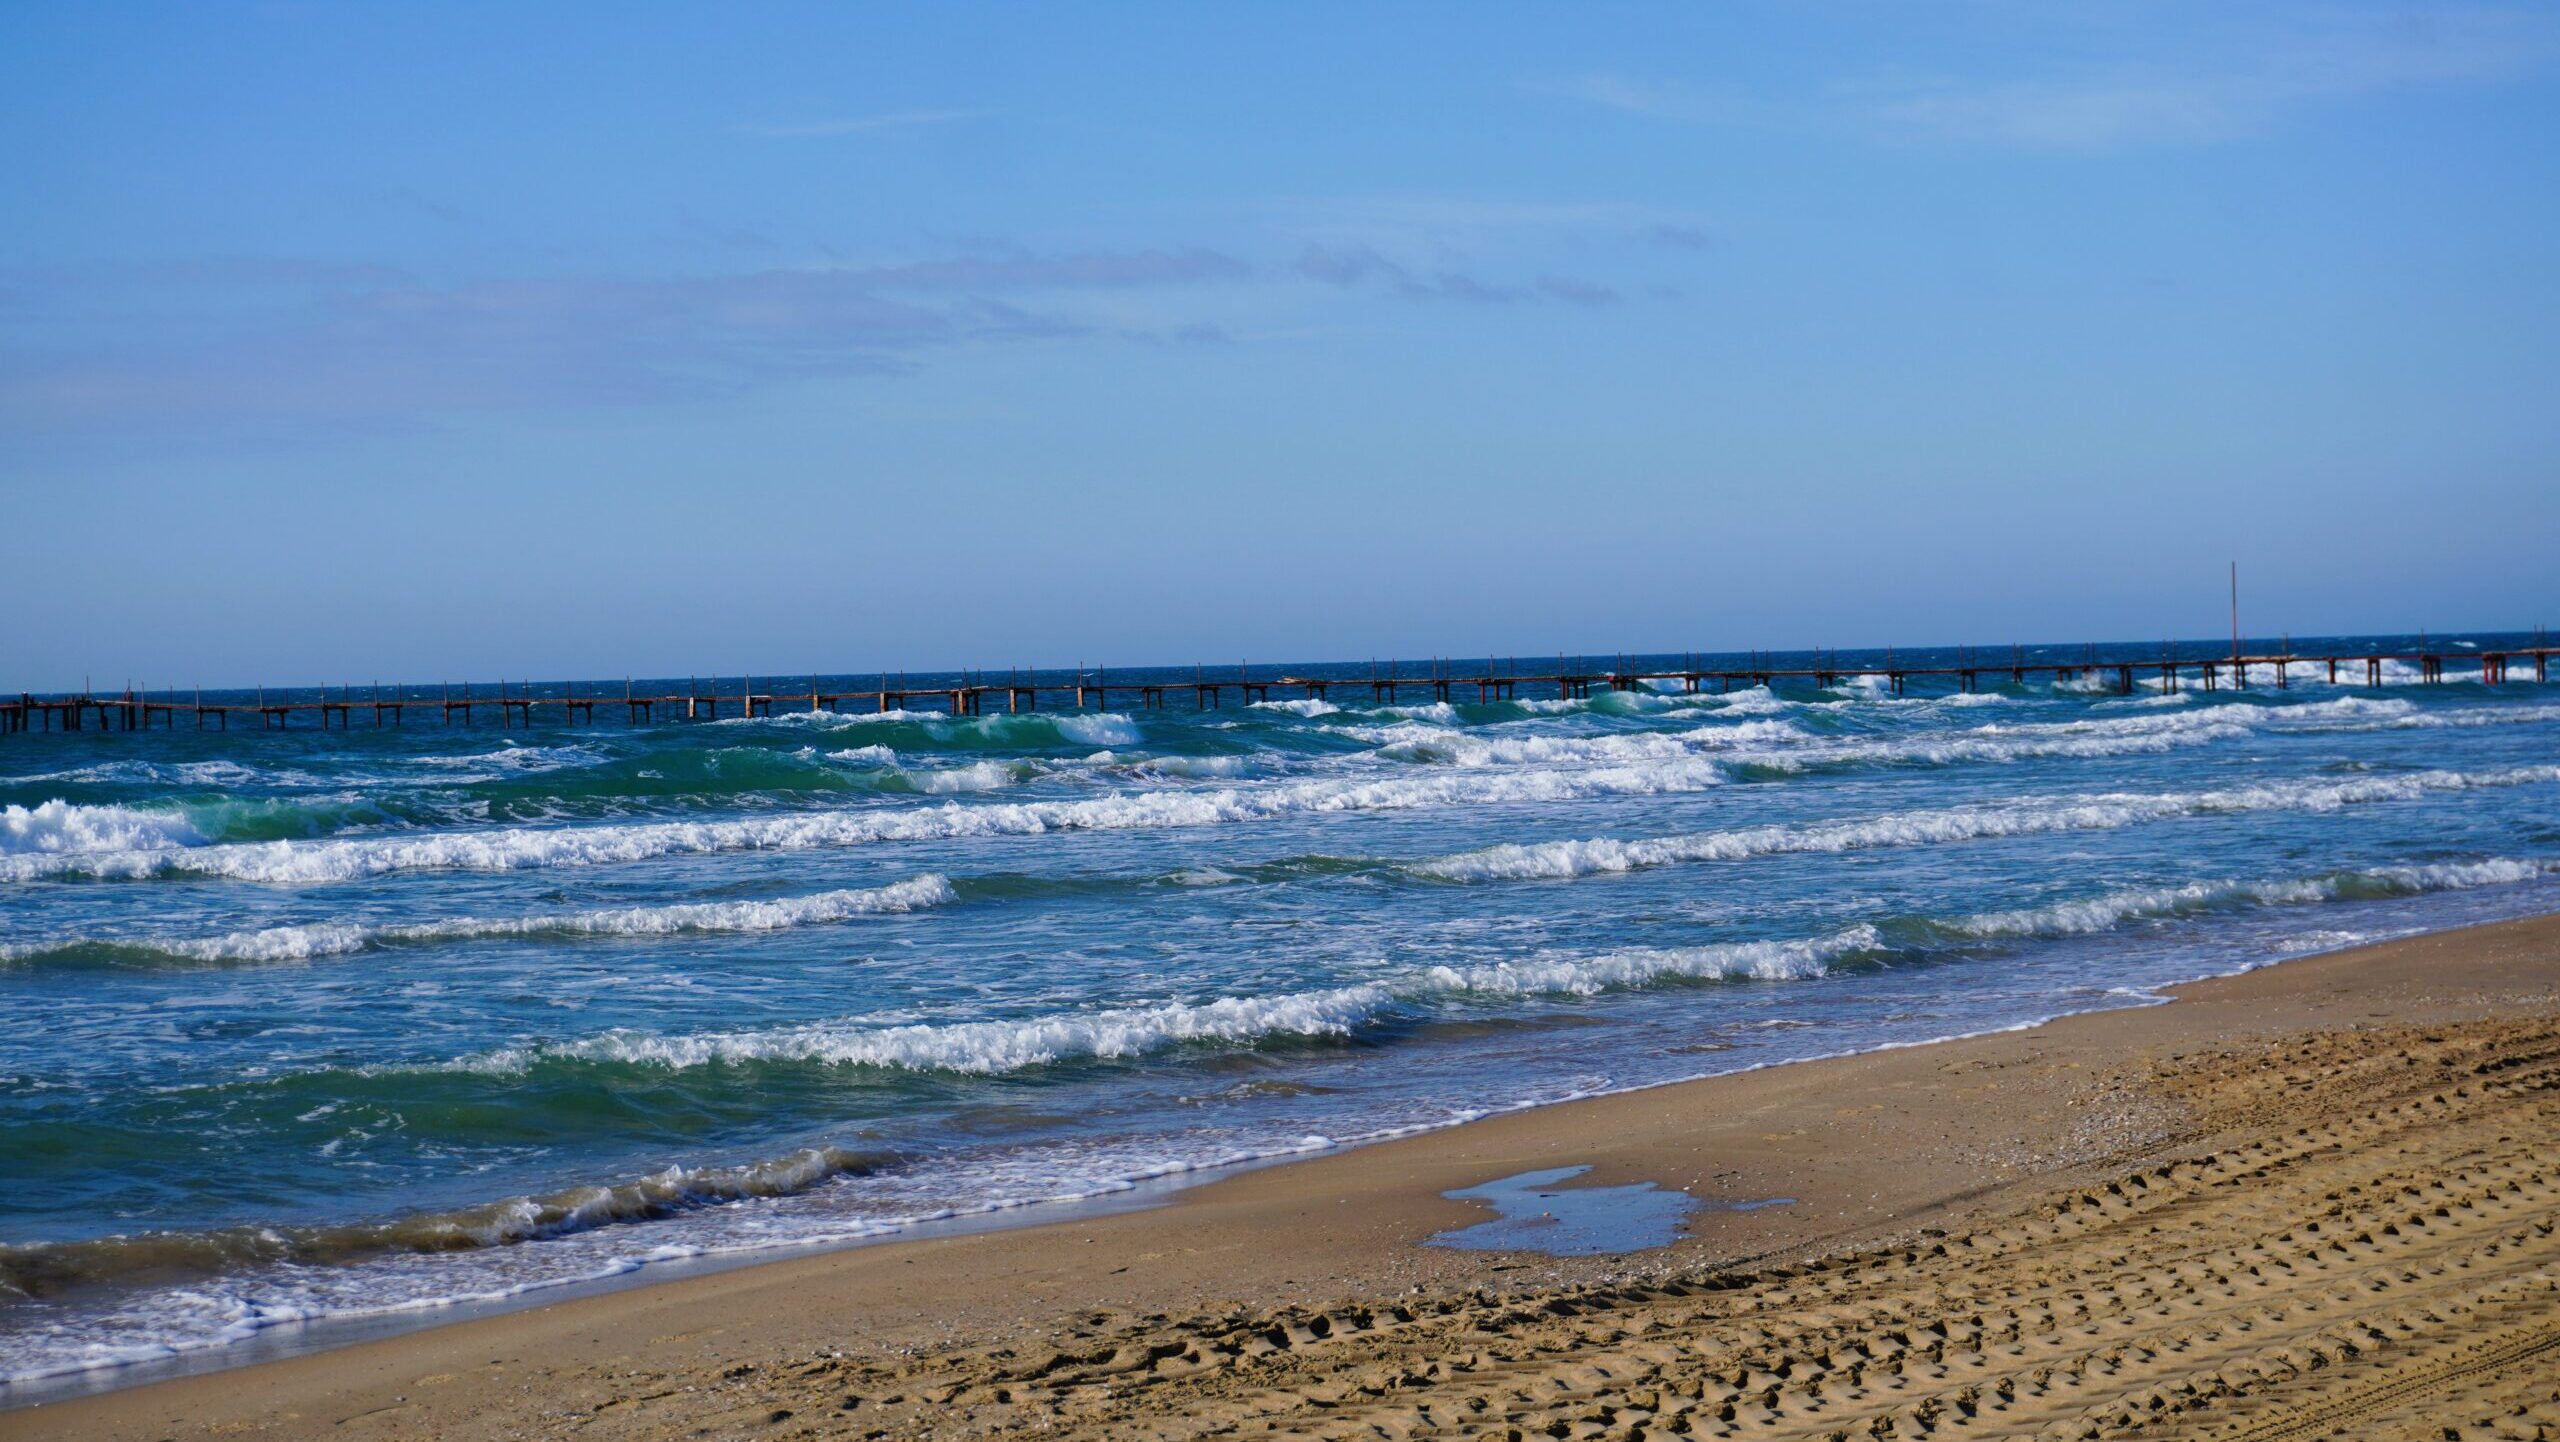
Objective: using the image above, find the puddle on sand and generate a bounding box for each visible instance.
[1428,1166,1794,1258]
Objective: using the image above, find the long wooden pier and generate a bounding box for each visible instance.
[7,640,2554,735]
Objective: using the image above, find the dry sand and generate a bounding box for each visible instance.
[11,913,2560,1441]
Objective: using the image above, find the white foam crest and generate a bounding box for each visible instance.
[1361,717,1821,768]
[1446,689,1713,719]
[4,760,1733,884]
[158,923,380,963]
[172,848,2560,1086]
[908,761,1025,795]
[411,744,603,775]
[1362,726,1700,766]
[1951,880,2334,938]
[1683,719,1814,746]
[751,707,938,727]
[2360,858,2553,890]
[1947,859,2555,939]
[1726,696,2438,772]
[394,1145,874,1249]
[1736,721,2255,771]
[2104,658,2451,692]
[1,800,207,857]
[824,745,898,766]
[4,758,273,788]
[2307,701,2560,733]
[1249,697,1340,717]
[1365,701,1465,724]
[2236,659,2427,687]
[1586,689,1689,714]
[1810,676,2013,706]
[1418,927,1875,996]
[735,709,1142,747]
[1359,710,2252,773]
[1354,697,2393,774]
[466,981,1404,1076]
[1049,713,1142,746]
[2254,694,2414,720]
[1413,767,2560,882]
[1098,753,1260,780]
[120,876,959,963]
[432,925,1879,1079]
[1701,686,1792,714]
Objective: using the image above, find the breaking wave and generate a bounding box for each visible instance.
[0,1145,885,1301]
[740,709,1142,748]
[0,761,1733,884]
[2,800,207,856]
[1250,697,1341,717]
[402,850,2555,1084]
[4,876,958,966]
[1412,767,2560,881]
[1353,697,2468,775]
[1934,860,2556,941]
[431,928,1889,1079]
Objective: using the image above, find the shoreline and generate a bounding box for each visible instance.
[8,895,2534,1405]
[10,908,2557,1439]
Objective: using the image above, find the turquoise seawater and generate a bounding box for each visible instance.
[3,637,2557,1387]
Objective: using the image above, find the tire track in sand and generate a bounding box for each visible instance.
[536,1019,2560,1441]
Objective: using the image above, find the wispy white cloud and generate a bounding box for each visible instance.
[731,108,991,139]
[3,227,1655,437]
[1255,192,1715,300]
[1290,242,1620,307]
[1541,5,2560,151]
[0,245,1248,431]
[1875,8,2557,149]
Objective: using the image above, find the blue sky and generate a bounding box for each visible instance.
[3,2,2555,687]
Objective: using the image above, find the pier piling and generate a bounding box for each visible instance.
[10,636,2558,738]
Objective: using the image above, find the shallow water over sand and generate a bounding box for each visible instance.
[1430,1165,1783,1255]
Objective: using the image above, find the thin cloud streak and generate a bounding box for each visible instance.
[1875,8,2559,149]
[4,227,1661,435]
[1543,6,2560,151]
[0,248,1248,431]
[1292,243,1619,306]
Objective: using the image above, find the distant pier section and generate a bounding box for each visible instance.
[8,636,2554,734]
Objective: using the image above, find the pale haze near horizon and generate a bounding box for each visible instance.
[2,2,2555,690]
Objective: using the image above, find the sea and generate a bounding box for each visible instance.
[4,635,2557,1393]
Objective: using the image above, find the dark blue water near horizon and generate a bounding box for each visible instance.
[4,629,2556,1388]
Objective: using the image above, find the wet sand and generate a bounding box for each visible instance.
[13,912,2560,1441]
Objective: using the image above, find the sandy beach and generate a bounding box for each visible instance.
[6,912,2554,1440]
[15,1,2556,1431]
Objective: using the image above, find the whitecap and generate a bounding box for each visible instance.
[0,759,1737,884]
[44,876,961,964]
[1413,768,2560,882]
[1,800,207,856]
